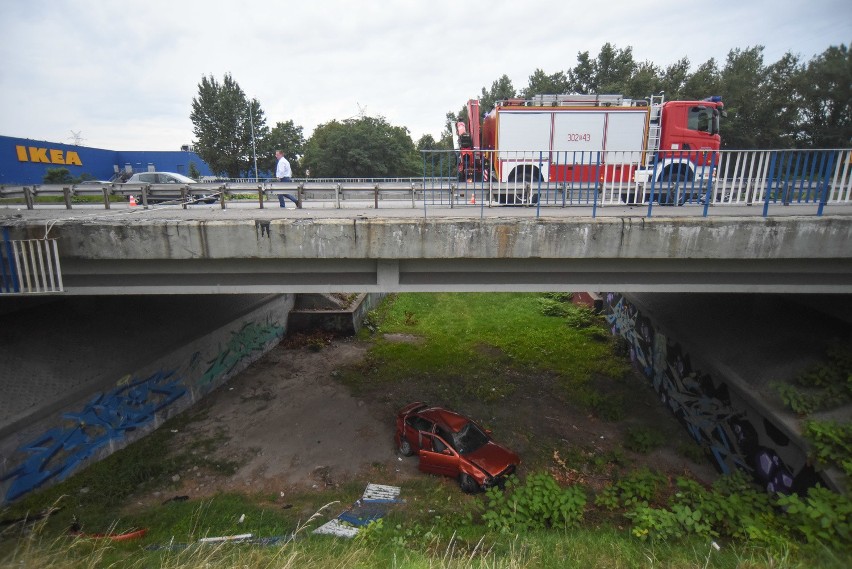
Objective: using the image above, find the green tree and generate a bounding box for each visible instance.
[260,120,306,177]
[719,46,767,149]
[301,116,420,178]
[567,51,595,93]
[479,74,516,114]
[796,44,852,148]
[681,58,721,100]
[659,58,692,100]
[595,43,636,93]
[190,73,268,178]
[758,52,804,148]
[42,167,73,184]
[625,61,662,99]
[522,69,569,98]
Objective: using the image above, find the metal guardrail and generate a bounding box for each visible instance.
[1,149,850,217]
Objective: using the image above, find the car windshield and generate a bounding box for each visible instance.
[451,422,489,455]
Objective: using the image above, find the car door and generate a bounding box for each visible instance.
[403,416,434,453]
[417,432,460,477]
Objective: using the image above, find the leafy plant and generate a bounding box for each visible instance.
[777,485,851,549]
[624,426,665,454]
[803,419,852,476]
[482,473,587,532]
[594,468,667,511]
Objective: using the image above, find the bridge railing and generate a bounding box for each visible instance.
[1,149,850,217]
[1,227,63,294]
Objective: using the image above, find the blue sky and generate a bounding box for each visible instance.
[1,0,849,151]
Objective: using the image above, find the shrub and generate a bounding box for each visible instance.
[482,473,587,532]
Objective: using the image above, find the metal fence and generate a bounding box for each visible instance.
[1,149,850,217]
[0,227,63,294]
[422,148,852,215]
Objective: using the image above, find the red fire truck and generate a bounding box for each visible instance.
[455,93,725,204]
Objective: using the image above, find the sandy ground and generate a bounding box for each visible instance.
[161,335,717,502]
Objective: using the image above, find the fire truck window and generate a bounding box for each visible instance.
[688,107,711,133]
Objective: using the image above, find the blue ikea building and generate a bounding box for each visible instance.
[0,135,213,185]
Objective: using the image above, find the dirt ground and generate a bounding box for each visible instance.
[161,335,718,502]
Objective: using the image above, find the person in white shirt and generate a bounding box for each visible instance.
[274,149,298,207]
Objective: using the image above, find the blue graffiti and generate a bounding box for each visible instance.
[605,293,798,494]
[2,370,185,502]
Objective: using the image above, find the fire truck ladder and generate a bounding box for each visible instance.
[644,94,665,163]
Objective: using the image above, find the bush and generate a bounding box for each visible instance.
[777,485,852,549]
[624,426,665,454]
[482,473,587,532]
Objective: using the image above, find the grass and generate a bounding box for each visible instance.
[1,293,848,568]
[342,293,629,404]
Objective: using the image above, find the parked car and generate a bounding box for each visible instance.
[122,172,217,203]
[126,172,197,185]
[394,402,520,493]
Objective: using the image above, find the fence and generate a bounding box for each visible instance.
[422,148,852,215]
[1,149,850,217]
[0,227,63,294]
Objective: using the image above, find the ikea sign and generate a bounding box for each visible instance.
[15,145,82,166]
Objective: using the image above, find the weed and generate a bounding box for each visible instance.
[624,425,665,454]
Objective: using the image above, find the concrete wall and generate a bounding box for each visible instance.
[0,294,293,505]
[603,292,836,494]
[288,293,385,335]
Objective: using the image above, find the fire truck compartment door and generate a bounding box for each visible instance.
[497,112,553,153]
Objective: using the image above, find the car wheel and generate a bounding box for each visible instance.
[459,473,479,494]
[399,438,413,456]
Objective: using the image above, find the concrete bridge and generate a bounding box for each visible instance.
[2,203,852,295]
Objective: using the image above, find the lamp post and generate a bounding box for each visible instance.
[249,100,259,182]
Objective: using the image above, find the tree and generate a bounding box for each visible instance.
[681,58,721,101]
[190,73,268,178]
[479,75,516,114]
[43,167,73,184]
[522,69,569,98]
[567,51,595,93]
[260,120,306,177]
[301,116,421,178]
[718,47,767,149]
[594,43,636,93]
[796,44,852,148]
[625,61,662,99]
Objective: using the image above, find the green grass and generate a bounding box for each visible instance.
[343,293,628,406]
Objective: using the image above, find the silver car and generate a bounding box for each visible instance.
[126,172,197,185]
[123,172,217,204]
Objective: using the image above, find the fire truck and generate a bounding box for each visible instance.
[454,93,726,204]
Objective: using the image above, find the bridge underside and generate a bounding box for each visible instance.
[58,257,852,294]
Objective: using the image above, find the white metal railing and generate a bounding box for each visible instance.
[0,234,63,294]
[1,149,850,217]
[422,148,852,210]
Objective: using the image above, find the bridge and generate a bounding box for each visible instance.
[1,148,851,295]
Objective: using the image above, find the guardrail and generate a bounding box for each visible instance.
[1,149,850,217]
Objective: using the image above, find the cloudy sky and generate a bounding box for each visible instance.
[1,0,849,151]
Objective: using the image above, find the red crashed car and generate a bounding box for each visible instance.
[394,402,520,493]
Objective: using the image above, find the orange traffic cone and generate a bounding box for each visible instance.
[469,193,476,204]
[129,195,137,207]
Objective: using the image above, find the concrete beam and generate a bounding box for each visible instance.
[5,215,852,294]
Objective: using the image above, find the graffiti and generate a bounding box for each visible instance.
[604,293,809,494]
[200,320,284,389]
[2,370,185,503]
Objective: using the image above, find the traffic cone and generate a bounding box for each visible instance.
[129,195,137,207]
[469,193,475,204]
